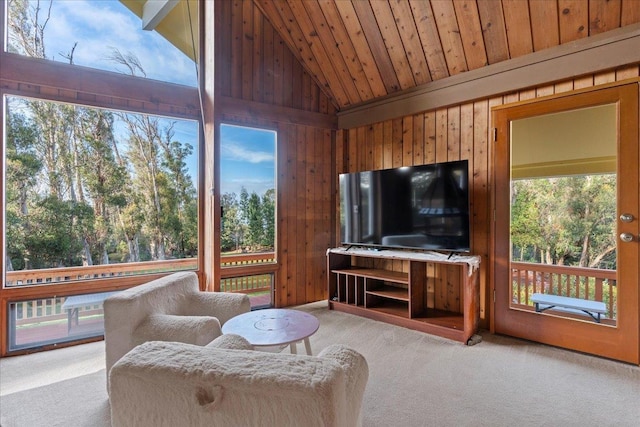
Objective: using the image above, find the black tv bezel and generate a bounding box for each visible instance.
[338,159,471,254]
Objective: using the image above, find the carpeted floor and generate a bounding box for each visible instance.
[1,301,639,426]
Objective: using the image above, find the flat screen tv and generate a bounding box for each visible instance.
[339,159,470,253]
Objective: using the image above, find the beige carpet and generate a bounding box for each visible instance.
[1,301,639,426]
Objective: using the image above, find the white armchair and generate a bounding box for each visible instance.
[103,271,250,388]
[109,340,369,427]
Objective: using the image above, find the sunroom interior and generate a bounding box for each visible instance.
[1,0,640,366]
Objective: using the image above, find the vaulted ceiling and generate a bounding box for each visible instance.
[253,0,640,110]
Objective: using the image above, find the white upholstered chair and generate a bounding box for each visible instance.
[103,271,250,388]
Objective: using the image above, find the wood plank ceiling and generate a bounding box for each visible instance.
[253,0,640,110]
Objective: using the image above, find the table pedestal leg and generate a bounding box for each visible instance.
[289,339,313,355]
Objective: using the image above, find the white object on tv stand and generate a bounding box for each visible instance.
[327,247,481,345]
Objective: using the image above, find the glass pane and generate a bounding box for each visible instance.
[220,273,274,310]
[509,105,617,325]
[220,124,276,261]
[4,95,199,287]
[5,0,197,86]
[8,292,113,351]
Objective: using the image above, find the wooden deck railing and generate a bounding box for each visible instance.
[7,252,276,325]
[5,258,198,286]
[511,262,617,319]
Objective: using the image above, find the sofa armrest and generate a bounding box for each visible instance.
[132,314,222,347]
[318,345,369,427]
[205,333,254,350]
[184,292,251,325]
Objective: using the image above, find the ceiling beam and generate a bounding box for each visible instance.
[338,23,640,129]
[142,0,179,31]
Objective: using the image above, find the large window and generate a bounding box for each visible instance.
[220,124,277,309]
[6,0,197,86]
[1,0,201,354]
[5,95,199,284]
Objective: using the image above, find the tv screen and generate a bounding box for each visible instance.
[339,160,470,252]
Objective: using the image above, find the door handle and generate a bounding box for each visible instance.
[620,233,634,243]
[620,213,634,223]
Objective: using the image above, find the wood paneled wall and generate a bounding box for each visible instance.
[337,64,640,326]
[215,1,335,307]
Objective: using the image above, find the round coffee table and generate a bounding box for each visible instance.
[222,309,319,355]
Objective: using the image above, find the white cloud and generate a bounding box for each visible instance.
[223,144,274,164]
[223,178,274,197]
[32,0,195,85]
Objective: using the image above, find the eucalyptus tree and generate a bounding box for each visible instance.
[261,189,275,249]
[5,112,41,270]
[7,0,101,267]
[77,108,128,264]
[221,193,243,252]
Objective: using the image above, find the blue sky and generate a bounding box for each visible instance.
[15,0,275,196]
[220,124,276,197]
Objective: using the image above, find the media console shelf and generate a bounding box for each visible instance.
[327,247,481,344]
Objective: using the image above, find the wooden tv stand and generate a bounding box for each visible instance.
[327,247,480,344]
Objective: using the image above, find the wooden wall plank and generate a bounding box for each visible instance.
[403,116,414,166]
[530,0,560,51]
[333,0,388,98]
[262,17,275,104]
[373,122,384,170]
[502,0,534,58]
[558,0,589,43]
[392,118,404,167]
[431,0,469,75]
[447,106,461,161]
[460,103,474,161]
[453,0,489,69]
[409,0,449,81]
[273,32,284,106]
[621,0,640,26]
[589,0,622,35]
[424,111,436,164]
[477,0,510,64]
[257,0,333,106]
[383,121,393,169]
[318,0,376,100]
[242,0,254,99]
[281,39,293,106]
[351,0,401,93]
[231,0,244,98]
[364,124,374,171]
[304,125,315,304]
[252,6,264,102]
[388,0,431,86]
[217,0,232,97]
[435,107,448,162]
[296,0,361,105]
[412,113,425,166]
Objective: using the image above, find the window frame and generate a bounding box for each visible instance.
[0,3,203,356]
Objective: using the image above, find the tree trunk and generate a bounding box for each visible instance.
[101,249,110,265]
[579,233,590,267]
[127,236,140,262]
[81,237,93,266]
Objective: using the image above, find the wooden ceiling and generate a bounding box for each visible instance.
[253,0,640,110]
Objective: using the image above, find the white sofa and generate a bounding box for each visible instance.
[109,337,369,427]
[103,271,250,386]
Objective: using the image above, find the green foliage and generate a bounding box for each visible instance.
[511,175,616,268]
[220,187,275,253]
[5,97,199,269]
